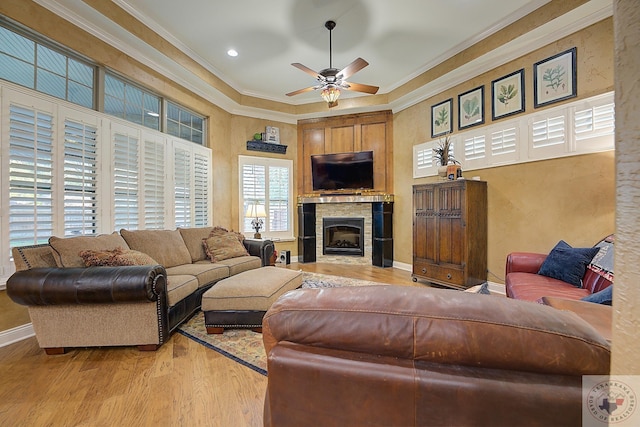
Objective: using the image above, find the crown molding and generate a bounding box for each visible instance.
[33,0,612,123]
[390,0,613,114]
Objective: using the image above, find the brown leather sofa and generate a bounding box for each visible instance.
[262,285,610,427]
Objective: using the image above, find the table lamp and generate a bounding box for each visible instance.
[245,203,267,238]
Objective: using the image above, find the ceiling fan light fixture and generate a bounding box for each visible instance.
[321,86,340,107]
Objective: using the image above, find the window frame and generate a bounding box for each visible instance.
[238,155,294,241]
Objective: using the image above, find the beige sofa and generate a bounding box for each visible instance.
[7,227,274,354]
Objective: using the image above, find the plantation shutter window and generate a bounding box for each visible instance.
[8,102,54,247]
[142,137,165,229]
[242,164,266,232]
[113,129,140,230]
[63,117,98,236]
[174,146,192,228]
[193,151,210,227]
[239,156,293,239]
[268,166,289,232]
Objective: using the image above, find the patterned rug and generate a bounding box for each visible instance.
[177,271,383,376]
[178,272,492,376]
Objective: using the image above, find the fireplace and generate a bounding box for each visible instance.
[323,217,365,256]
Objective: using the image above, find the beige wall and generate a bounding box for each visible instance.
[393,18,616,281]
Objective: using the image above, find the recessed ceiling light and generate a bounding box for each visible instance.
[227,49,238,57]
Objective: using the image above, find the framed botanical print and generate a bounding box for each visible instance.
[431,98,453,138]
[491,69,525,120]
[534,47,577,108]
[458,86,484,130]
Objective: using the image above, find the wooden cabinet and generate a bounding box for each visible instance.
[297,111,393,195]
[412,180,487,289]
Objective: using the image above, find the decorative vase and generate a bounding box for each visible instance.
[438,165,448,178]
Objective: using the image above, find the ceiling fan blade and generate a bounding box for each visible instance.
[291,63,323,80]
[343,82,379,95]
[337,58,369,80]
[286,86,318,97]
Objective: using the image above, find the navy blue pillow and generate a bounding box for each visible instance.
[537,240,600,287]
[581,286,613,305]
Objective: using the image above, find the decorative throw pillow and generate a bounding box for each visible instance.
[79,247,158,267]
[203,233,249,263]
[581,286,613,305]
[207,226,245,243]
[49,232,129,267]
[537,240,600,287]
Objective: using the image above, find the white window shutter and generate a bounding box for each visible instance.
[8,102,54,247]
[63,117,98,236]
[113,129,140,230]
[174,146,191,228]
[142,136,165,229]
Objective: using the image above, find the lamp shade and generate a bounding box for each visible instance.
[321,86,340,108]
[245,203,267,218]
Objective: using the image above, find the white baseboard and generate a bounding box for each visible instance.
[392,261,412,272]
[0,323,35,348]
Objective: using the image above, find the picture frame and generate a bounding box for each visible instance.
[431,98,453,138]
[458,86,484,130]
[491,69,525,120]
[533,47,577,108]
[265,126,280,143]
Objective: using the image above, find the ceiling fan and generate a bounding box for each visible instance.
[286,20,379,108]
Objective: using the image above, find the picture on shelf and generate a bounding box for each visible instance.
[265,126,280,143]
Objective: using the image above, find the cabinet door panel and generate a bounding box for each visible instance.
[302,128,325,193]
[438,217,464,266]
[329,126,355,153]
[361,122,386,191]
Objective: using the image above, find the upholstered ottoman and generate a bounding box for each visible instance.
[202,266,303,334]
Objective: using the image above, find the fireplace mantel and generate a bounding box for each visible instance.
[298,193,394,205]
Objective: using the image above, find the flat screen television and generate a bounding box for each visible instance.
[311,151,374,192]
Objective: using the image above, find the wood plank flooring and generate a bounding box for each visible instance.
[0,264,421,427]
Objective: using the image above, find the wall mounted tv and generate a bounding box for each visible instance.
[311,151,374,192]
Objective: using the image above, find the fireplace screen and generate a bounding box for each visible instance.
[323,217,365,256]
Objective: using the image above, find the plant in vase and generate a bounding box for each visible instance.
[433,133,459,178]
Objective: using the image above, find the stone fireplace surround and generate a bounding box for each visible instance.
[298,194,393,267]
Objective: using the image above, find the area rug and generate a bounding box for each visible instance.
[177,272,494,376]
[177,271,384,376]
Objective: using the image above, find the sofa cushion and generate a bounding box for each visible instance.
[165,263,229,288]
[203,233,249,262]
[120,229,192,268]
[507,272,591,302]
[79,247,158,267]
[537,240,600,287]
[166,274,199,307]
[49,232,129,268]
[215,255,262,276]
[11,244,57,271]
[178,227,214,262]
[581,285,613,305]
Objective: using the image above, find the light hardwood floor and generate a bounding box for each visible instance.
[0,263,421,427]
